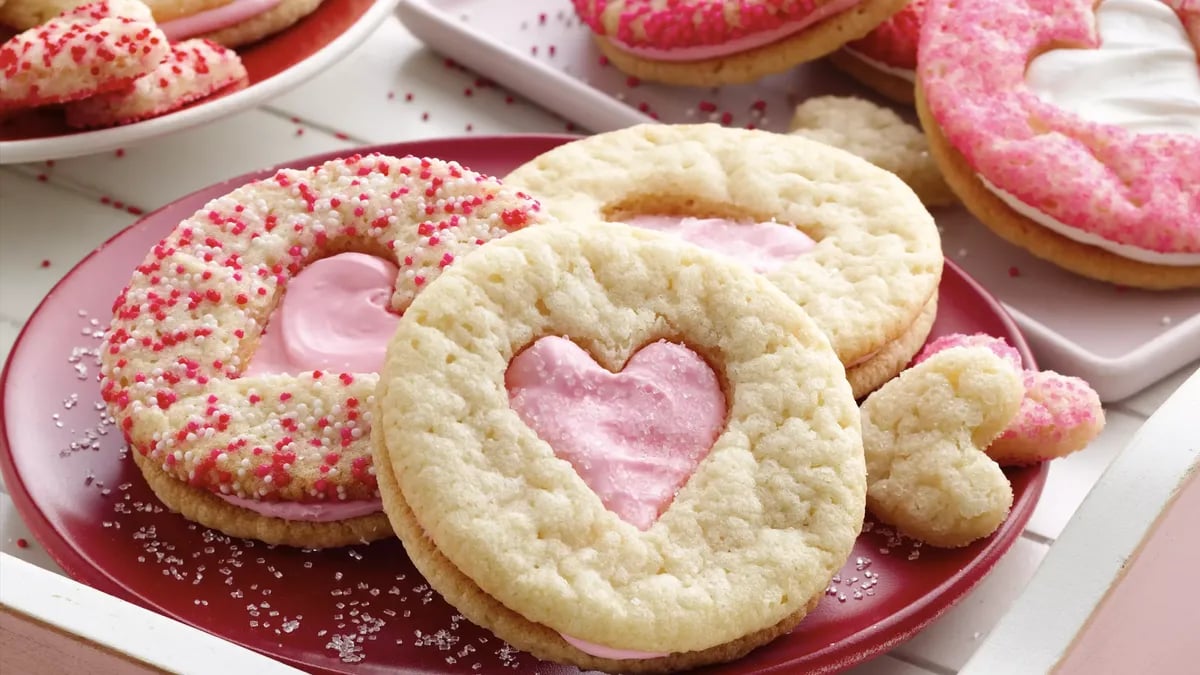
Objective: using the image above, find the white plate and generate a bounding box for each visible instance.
[0,0,400,165]
[397,0,1200,402]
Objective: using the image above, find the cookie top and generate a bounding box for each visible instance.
[919,0,1200,264]
[100,154,550,505]
[503,123,943,370]
[375,221,866,655]
[572,0,866,60]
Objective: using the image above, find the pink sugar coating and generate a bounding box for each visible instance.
[847,0,925,69]
[572,0,847,49]
[0,0,168,111]
[914,332,1103,460]
[919,0,1200,255]
[64,38,249,129]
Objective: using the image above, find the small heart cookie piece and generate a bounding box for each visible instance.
[64,38,248,128]
[0,0,168,111]
[915,332,1105,465]
[506,336,725,531]
[862,346,1023,548]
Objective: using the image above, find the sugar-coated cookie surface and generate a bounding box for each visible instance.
[572,0,911,86]
[861,346,1022,548]
[0,0,168,111]
[918,0,1200,288]
[789,95,955,207]
[100,154,550,547]
[830,0,924,102]
[375,222,866,661]
[504,124,943,398]
[64,38,247,128]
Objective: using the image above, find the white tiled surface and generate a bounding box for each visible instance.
[0,10,1192,675]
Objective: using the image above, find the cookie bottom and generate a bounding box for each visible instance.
[916,84,1200,290]
[848,291,937,399]
[593,0,908,87]
[374,430,822,674]
[130,448,393,548]
[828,49,914,104]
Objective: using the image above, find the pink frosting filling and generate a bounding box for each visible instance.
[507,336,724,660]
[160,0,282,41]
[605,0,863,61]
[244,252,401,377]
[216,493,382,521]
[624,215,815,272]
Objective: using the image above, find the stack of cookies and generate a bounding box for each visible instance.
[99,121,1107,672]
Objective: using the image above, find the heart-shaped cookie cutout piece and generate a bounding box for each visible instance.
[1025,0,1200,136]
[244,252,401,376]
[506,336,726,531]
[861,346,1023,548]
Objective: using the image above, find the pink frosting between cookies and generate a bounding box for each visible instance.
[573,0,862,59]
[216,493,383,521]
[919,0,1200,259]
[624,215,815,272]
[506,336,725,532]
[160,0,281,41]
[560,634,668,660]
[244,252,401,377]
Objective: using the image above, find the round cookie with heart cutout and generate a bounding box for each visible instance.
[99,153,552,548]
[373,221,866,672]
[504,123,944,399]
[571,0,911,86]
[917,0,1200,289]
[829,0,924,103]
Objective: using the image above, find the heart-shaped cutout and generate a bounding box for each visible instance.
[1025,0,1200,135]
[244,252,401,376]
[623,214,815,273]
[506,336,726,531]
[861,346,1023,548]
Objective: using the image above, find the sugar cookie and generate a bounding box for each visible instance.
[829,0,924,103]
[571,0,911,86]
[374,221,866,672]
[0,0,323,47]
[100,154,551,548]
[0,0,168,112]
[64,38,247,128]
[915,333,1106,466]
[504,123,944,398]
[917,0,1200,289]
[861,346,1022,548]
[789,95,956,207]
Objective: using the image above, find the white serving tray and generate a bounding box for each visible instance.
[396,0,1200,402]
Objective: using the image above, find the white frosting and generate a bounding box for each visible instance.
[976,0,1200,265]
[1025,0,1200,136]
[842,47,916,83]
[979,175,1200,266]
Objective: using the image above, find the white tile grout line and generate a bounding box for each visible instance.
[893,651,958,675]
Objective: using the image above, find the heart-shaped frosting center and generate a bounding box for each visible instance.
[1026,0,1200,135]
[244,252,401,376]
[623,214,815,273]
[506,336,726,531]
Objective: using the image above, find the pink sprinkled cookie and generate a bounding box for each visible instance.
[917,0,1200,289]
[99,154,552,548]
[374,221,865,671]
[915,333,1106,466]
[0,0,168,112]
[0,0,324,48]
[571,0,911,86]
[64,38,247,128]
[829,0,924,103]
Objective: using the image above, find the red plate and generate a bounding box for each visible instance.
[0,0,397,163]
[0,135,1047,674]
